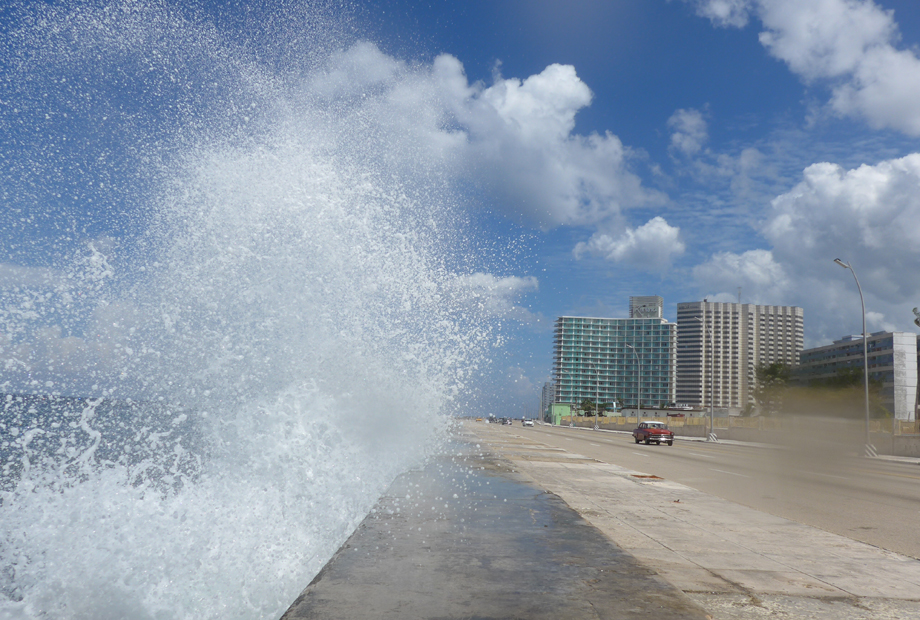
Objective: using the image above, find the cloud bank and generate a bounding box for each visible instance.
[433,57,663,227]
[689,0,920,135]
[574,216,686,271]
[692,248,789,304]
[693,153,920,341]
[764,154,920,301]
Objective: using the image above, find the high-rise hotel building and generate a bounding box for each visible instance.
[553,298,677,410]
[676,301,804,413]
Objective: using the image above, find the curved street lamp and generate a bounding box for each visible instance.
[625,343,641,419]
[834,258,873,455]
[587,362,600,430]
[693,316,715,440]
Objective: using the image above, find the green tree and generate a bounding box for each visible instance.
[754,362,792,415]
[803,366,889,419]
[813,366,883,391]
[579,398,595,416]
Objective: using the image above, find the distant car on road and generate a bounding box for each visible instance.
[633,421,674,446]
[502,418,513,426]
[522,419,534,427]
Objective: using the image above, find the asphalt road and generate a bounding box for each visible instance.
[513,423,920,559]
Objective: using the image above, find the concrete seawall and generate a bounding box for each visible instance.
[283,423,920,620]
[280,435,709,619]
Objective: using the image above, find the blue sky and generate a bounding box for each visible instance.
[2,0,920,413]
[352,0,920,412]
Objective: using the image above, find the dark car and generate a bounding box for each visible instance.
[632,421,675,446]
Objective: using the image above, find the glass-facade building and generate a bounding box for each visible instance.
[552,316,677,410]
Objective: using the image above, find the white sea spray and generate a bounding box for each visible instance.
[0,2,505,618]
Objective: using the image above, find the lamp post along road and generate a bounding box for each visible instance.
[834,258,874,456]
[625,343,640,419]
[587,362,600,430]
[693,316,716,441]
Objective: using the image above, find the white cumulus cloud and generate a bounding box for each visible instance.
[574,216,685,271]
[302,44,665,249]
[308,41,404,99]
[692,248,790,303]
[692,153,920,343]
[689,0,920,136]
[691,0,753,27]
[442,61,662,227]
[668,108,709,157]
[756,0,897,81]
[451,273,539,320]
[764,154,920,301]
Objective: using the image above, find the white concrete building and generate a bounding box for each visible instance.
[797,332,919,421]
[676,301,804,414]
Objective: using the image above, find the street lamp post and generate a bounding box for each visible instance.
[594,364,600,430]
[834,258,873,456]
[625,343,641,419]
[693,316,715,441]
[587,362,600,430]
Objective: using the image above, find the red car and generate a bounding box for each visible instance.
[633,421,674,446]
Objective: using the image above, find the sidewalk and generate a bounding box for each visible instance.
[281,435,710,619]
[468,422,920,620]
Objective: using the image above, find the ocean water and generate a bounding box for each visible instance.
[0,2,501,618]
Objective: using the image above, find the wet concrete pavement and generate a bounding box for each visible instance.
[282,421,920,619]
[467,422,920,620]
[281,436,710,619]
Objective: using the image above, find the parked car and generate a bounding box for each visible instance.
[522,419,534,427]
[632,421,674,446]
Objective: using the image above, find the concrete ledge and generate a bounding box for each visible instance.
[281,438,710,620]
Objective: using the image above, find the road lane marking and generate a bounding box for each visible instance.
[710,468,750,478]
[867,471,920,481]
[589,443,601,447]
[807,471,849,480]
[688,452,715,459]
[631,452,650,458]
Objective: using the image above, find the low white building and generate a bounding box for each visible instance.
[796,332,919,421]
